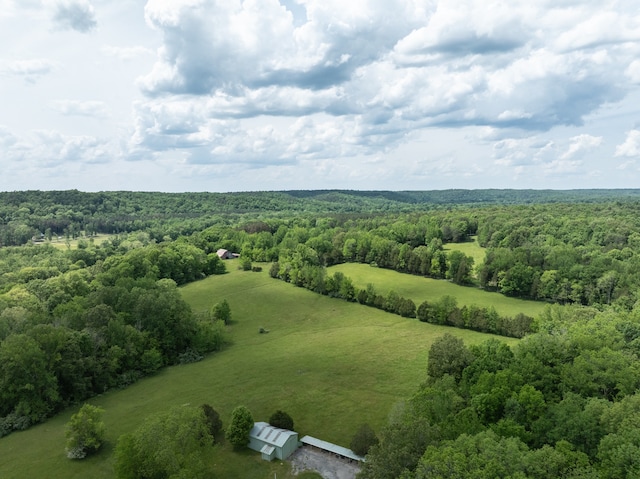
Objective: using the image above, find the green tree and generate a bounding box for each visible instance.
[239,256,252,271]
[226,405,254,449]
[114,405,212,479]
[415,430,528,479]
[447,250,474,285]
[350,423,379,456]
[65,403,106,459]
[427,333,473,382]
[200,404,223,438]
[0,333,59,422]
[211,299,231,325]
[269,410,294,430]
[359,416,439,479]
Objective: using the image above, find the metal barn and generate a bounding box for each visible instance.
[248,422,299,461]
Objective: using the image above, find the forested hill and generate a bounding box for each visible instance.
[285,188,640,205]
[2,189,640,247]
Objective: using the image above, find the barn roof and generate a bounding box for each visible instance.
[250,422,297,448]
[300,435,364,462]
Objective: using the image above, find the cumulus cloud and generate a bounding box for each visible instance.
[52,0,96,33]
[615,130,640,158]
[560,134,603,160]
[1,58,57,82]
[140,0,423,95]
[49,100,109,118]
[627,60,640,83]
[0,126,116,169]
[121,0,640,177]
[101,45,154,61]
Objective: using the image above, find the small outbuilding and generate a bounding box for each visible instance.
[216,248,234,259]
[248,422,299,461]
[300,435,365,463]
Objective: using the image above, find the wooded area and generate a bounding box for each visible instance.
[2,189,640,478]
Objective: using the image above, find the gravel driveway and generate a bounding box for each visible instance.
[289,446,362,479]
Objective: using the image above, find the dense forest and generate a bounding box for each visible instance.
[3,189,640,477]
[2,189,640,246]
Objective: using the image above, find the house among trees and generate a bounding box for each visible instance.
[248,422,299,461]
[216,248,239,259]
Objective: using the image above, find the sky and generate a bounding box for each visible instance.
[1,0,640,193]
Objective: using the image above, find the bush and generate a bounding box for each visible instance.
[114,405,212,478]
[210,299,231,324]
[350,423,378,456]
[0,413,31,438]
[226,405,254,449]
[65,404,105,459]
[200,404,223,437]
[269,410,294,430]
[239,257,252,271]
[178,348,204,364]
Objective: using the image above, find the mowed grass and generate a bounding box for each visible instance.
[0,262,516,479]
[444,236,487,274]
[328,263,546,318]
[44,234,113,250]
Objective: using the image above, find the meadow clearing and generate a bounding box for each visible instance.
[327,262,547,318]
[0,263,522,479]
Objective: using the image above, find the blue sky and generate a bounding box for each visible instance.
[1,0,640,192]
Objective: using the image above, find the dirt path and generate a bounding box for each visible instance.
[289,447,362,479]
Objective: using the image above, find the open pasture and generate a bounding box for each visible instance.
[444,236,486,273]
[0,264,515,479]
[328,262,546,318]
[43,234,113,250]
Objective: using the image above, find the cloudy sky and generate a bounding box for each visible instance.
[2,0,640,192]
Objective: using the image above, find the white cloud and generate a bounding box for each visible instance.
[52,0,96,33]
[0,125,117,169]
[49,100,109,118]
[0,58,58,82]
[129,0,635,169]
[101,45,154,61]
[627,60,640,83]
[615,130,640,158]
[560,134,603,160]
[3,0,640,190]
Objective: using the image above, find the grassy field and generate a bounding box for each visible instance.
[0,262,516,479]
[444,236,486,276]
[328,263,546,318]
[43,234,113,250]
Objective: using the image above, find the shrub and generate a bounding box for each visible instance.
[65,404,105,459]
[350,423,379,456]
[226,406,254,449]
[114,405,212,478]
[200,404,223,438]
[178,348,204,364]
[269,410,294,430]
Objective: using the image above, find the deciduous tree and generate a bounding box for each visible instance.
[65,403,105,459]
[226,405,254,449]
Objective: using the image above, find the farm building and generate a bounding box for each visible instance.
[216,248,238,259]
[300,435,364,463]
[248,422,299,461]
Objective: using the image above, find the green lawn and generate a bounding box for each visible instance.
[44,234,113,250]
[0,264,516,479]
[328,263,546,318]
[444,236,487,274]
